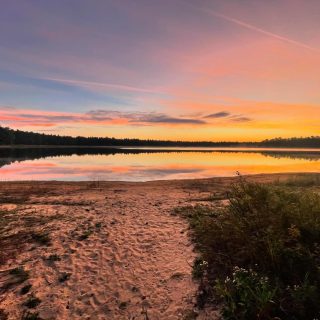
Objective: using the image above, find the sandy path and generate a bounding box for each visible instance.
[0,181,200,320]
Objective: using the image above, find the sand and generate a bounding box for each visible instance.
[0,173,315,319]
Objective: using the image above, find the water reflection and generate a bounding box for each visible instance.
[0,147,319,181]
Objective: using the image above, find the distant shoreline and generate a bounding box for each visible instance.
[1,145,320,152]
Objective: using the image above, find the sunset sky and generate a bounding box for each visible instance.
[0,0,319,141]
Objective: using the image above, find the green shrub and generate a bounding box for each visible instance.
[215,267,277,319]
[192,257,208,280]
[181,178,320,319]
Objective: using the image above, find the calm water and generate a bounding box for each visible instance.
[0,147,320,181]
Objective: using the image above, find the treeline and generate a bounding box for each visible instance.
[260,137,320,148]
[0,126,242,147]
[0,126,319,148]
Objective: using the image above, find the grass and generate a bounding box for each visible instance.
[22,213,64,228]
[47,254,61,262]
[0,183,70,265]
[21,312,41,320]
[178,177,320,319]
[0,209,64,265]
[170,272,184,280]
[20,284,32,295]
[0,309,8,320]
[118,301,128,310]
[95,222,102,229]
[183,309,199,320]
[189,192,227,202]
[58,272,71,283]
[274,174,320,188]
[0,183,53,204]
[31,231,51,246]
[23,296,41,309]
[78,229,93,241]
[9,267,29,281]
[0,267,29,294]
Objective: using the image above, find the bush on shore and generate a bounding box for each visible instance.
[179,178,320,319]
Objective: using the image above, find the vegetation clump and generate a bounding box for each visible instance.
[31,231,51,246]
[118,301,128,310]
[23,295,41,309]
[0,309,8,320]
[46,254,61,262]
[21,311,41,320]
[58,272,71,283]
[0,267,29,293]
[9,267,29,282]
[274,174,320,188]
[20,284,32,295]
[180,178,320,319]
[78,229,93,241]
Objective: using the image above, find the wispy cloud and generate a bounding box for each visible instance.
[230,116,252,122]
[42,77,165,94]
[203,9,320,53]
[204,111,230,118]
[86,110,207,125]
[0,106,257,129]
[0,107,207,127]
[132,114,206,124]
[203,111,251,122]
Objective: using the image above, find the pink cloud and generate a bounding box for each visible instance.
[0,106,256,133]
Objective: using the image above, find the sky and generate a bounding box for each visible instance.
[0,0,319,141]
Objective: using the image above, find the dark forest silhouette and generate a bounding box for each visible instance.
[0,126,319,148]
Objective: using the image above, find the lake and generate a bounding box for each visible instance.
[0,147,320,181]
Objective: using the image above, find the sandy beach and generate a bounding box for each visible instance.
[0,173,316,320]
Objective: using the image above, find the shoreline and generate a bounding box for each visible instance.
[1,171,320,184]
